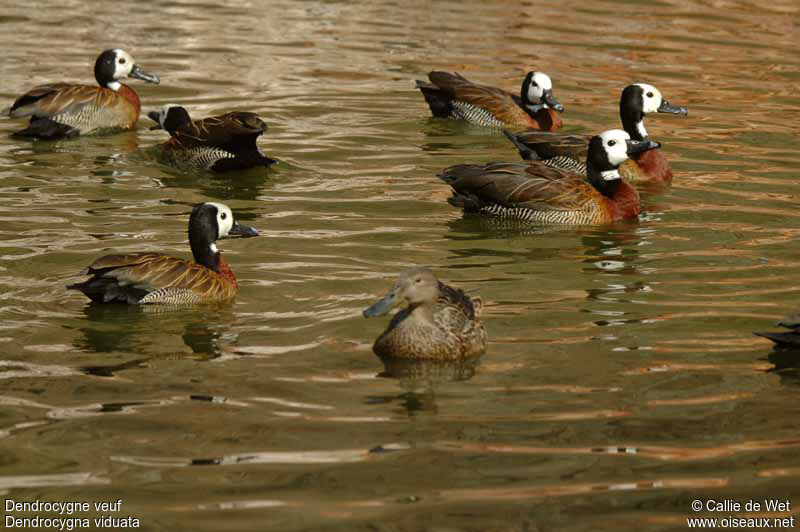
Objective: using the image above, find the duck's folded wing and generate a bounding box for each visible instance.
[428,71,530,125]
[188,112,267,151]
[441,162,593,211]
[512,131,591,160]
[9,84,110,119]
[89,253,220,291]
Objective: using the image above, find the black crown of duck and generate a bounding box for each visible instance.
[148,104,276,172]
[441,129,659,225]
[67,202,258,304]
[5,49,160,139]
[416,70,565,130]
[504,83,687,183]
[363,268,487,359]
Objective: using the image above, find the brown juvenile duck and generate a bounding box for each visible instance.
[148,104,276,172]
[415,71,564,130]
[440,130,659,225]
[5,49,160,139]
[67,202,257,304]
[504,83,687,184]
[363,268,487,359]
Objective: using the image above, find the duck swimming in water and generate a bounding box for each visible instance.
[440,129,659,225]
[363,268,487,359]
[148,104,276,172]
[415,71,564,130]
[504,83,687,184]
[5,49,160,139]
[68,202,257,304]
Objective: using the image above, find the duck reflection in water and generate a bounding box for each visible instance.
[72,304,237,364]
[756,314,800,386]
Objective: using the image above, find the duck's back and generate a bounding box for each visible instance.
[10,83,139,134]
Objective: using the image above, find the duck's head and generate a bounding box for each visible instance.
[620,83,688,140]
[94,49,160,91]
[363,267,440,318]
[189,202,258,271]
[147,104,192,134]
[521,71,565,114]
[586,129,660,192]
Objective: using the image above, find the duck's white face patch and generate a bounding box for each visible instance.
[111,49,136,80]
[635,83,663,114]
[599,129,631,167]
[527,72,553,103]
[158,104,180,128]
[209,202,234,238]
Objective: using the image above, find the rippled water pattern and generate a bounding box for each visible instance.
[1,0,800,530]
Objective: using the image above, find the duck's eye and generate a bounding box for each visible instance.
[220,212,227,220]
[119,57,126,65]
[531,81,538,87]
[415,278,422,284]
[646,91,654,98]
[608,140,616,146]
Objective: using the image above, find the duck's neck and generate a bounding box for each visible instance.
[620,106,648,141]
[408,302,435,323]
[192,241,221,272]
[587,163,623,198]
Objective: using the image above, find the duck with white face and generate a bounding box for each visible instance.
[439,128,660,225]
[522,71,565,114]
[620,83,688,141]
[5,48,160,139]
[415,69,566,130]
[504,82,688,184]
[67,202,259,305]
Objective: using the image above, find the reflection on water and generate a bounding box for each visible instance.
[1,0,800,530]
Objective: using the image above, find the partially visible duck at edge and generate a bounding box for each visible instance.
[4,49,160,139]
[504,83,688,184]
[415,70,565,130]
[754,314,800,348]
[148,105,276,172]
[67,202,258,304]
[440,129,660,225]
[363,268,487,359]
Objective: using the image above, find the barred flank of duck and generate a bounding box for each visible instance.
[148,105,276,172]
[67,203,258,305]
[5,49,159,139]
[503,83,687,183]
[363,268,487,359]
[415,70,564,130]
[440,130,660,225]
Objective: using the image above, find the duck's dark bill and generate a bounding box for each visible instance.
[626,138,661,156]
[229,221,259,238]
[657,100,688,116]
[543,89,565,113]
[363,292,396,318]
[130,65,160,84]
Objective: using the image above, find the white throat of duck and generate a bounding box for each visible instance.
[601,169,622,181]
[107,81,121,92]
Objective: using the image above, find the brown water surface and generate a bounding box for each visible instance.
[1,0,800,530]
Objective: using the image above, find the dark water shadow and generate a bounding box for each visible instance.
[68,303,239,366]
